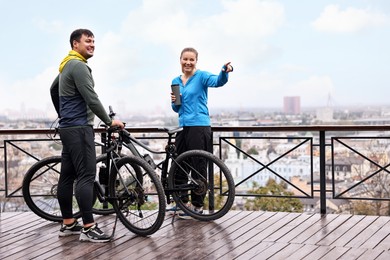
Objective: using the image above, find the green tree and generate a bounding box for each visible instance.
[244,179,303,212]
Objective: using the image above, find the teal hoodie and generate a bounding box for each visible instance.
[171,67,229,126]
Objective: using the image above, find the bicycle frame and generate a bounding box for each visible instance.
[103,127,220,208]
[95,107,234,222]
[100,127,182,204]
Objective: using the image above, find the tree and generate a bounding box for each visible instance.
[337,140,390,216]
[244,179,303,212]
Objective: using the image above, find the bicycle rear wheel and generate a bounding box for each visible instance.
[22,155,114,222]
[109,155,166,236]
[22,156,81,222]
[168,150,235,221]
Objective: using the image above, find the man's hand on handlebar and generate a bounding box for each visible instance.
[111,119,125,129]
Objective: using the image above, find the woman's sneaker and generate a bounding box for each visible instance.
[193,206,204,214]
[79,223,111,243]
[59,220,83,237]
[178,205,203,219]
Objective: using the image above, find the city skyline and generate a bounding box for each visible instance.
[1,0,390,117]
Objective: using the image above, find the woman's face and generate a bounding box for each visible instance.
[180,51,197,74]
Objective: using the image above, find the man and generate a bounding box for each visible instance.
[50,28,124,243]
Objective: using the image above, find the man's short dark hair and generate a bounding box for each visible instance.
[70,29,94,48]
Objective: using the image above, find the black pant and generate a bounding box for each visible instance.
[58,126,96,224]
[175,126,211,207]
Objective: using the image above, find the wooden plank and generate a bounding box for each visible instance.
[264,212,312,242]
[267,243,305,260]
[21,215,117,259]
[199,211,277,259]
[285,244,319,259]
[337,247,367,260]
[317,214,365,246]
[374,250,390,260]
[233,240,276,260]
[235,242,288,259]
[276,213,325,243]
[344,216,389,248]
[212,212,300,259]
[113,220,210,259]
[320,246,351,259]
[301,245,335,260]
[288,214,339,244]
[305,214,353,245]
[331,215,379,247]
[0,212,42,233]
[356,248,387,260]
[373,232,390,252]
[359,219,390,249]
[43,216,130,259]
[143,211,253,260]
[1,212,390,260]
[81,212,223,259]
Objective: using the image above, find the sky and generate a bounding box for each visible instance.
[0,0,389,118]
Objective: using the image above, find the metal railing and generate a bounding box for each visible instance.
[1,125,390,214]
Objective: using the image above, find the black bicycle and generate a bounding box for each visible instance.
[23,106,235,223]
[100,107,235,221]
[22,123,166,236]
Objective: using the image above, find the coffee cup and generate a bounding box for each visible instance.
[171,84,181,105]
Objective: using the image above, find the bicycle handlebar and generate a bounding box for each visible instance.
[104,106,167,155]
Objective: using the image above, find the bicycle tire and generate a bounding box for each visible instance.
[168,150,235,221]
[109,155,166,236]
[22,155,114,222]
[22,156,81,222]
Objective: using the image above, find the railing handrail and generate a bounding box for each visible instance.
[1,124,390,136]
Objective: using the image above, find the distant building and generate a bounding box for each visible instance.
[316,107,334,122]
[283,96,301,115]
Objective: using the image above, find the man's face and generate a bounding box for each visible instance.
[73,34,95,59]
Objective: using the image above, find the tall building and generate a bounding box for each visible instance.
[283,96,301,115]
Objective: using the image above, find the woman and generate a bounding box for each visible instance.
[170,47,233,218]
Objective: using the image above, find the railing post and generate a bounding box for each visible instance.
[319,130,326,214]
[101,132,106,155]
[209,129,214,211]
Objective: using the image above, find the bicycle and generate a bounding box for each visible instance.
[22,122,167,236]
[23,106,235,223]
[101,107,236,221]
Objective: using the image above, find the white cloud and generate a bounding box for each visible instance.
[5,67,58,118]
[87,0,287,113]
[114,0,285,68]
[218,0,285,37]
[312,4,389,33]
[33,18,64,33]
[2,0,388,117]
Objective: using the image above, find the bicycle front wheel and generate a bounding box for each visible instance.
[168,150,235,221]
[109,155,166,236]
[22,156,81,222]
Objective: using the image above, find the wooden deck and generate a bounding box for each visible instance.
[1,211,390,260]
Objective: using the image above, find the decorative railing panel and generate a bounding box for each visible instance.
[1,126,390,214]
